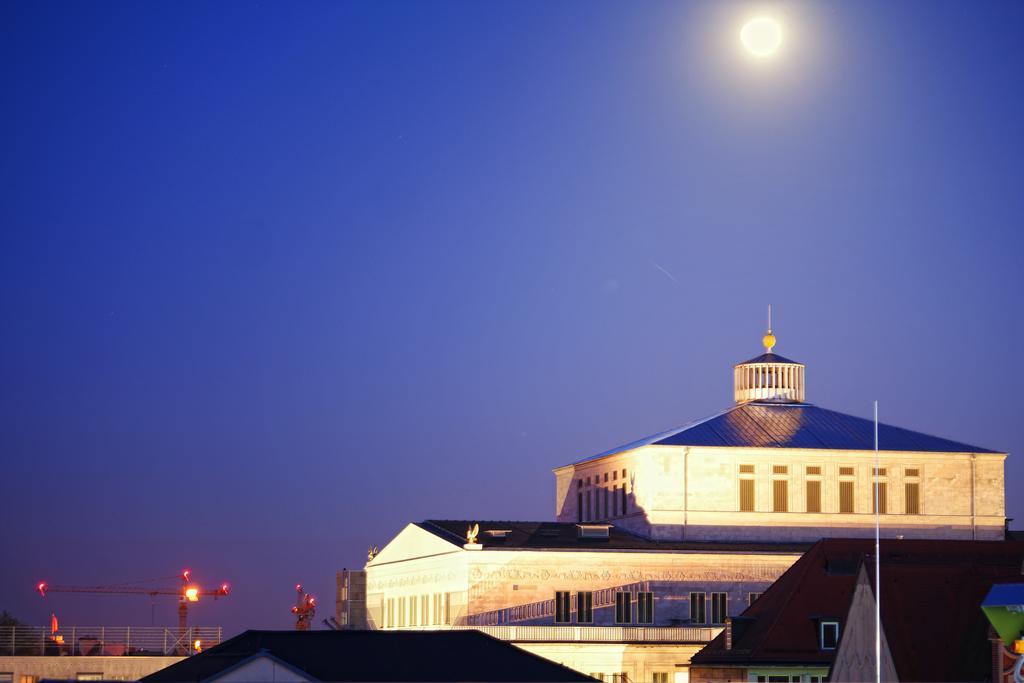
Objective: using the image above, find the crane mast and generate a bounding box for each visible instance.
[291,584,316,631]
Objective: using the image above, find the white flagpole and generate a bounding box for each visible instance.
[874,400,881,683]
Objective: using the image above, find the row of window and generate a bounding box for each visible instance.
[554,590,655,624]
[382,592,451,628]
[576,483,629,522]
[580,469,628,486]
[739,465,921,514]
[551,590,760,625]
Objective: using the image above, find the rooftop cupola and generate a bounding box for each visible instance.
[734,306,805,404]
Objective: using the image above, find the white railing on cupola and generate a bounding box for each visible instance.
[734,361,804,403]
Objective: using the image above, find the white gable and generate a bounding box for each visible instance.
[368,522,462,567]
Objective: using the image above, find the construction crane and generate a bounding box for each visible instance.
[37,569,229,636]
[291,584,316,631]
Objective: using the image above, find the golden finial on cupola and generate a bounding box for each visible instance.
[762,304,776,353]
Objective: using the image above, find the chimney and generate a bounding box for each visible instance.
[724,617,733,650]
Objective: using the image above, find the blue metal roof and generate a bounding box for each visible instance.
[737,352,802,365]
[572,402,998,464]
[982,583,1024,608]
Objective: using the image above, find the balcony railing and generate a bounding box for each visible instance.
[456,624,722,643]
[0,626,222,657]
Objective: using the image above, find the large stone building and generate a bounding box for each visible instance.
[363,520,805,682]
[347,325,1009,682]
[554,331,1005,542]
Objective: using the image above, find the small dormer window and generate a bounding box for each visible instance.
[820,621,840,650]
[484,529,510,538]
[577,524,611,539]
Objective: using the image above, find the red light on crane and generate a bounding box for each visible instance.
[295,584,302,592]
[37,582,47,597]
[219,584,230,595]
[182,569,191,581]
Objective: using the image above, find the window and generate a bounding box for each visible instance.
[613,470,618,480]
[555,591,571,623]
[806,465,821,475]
[748,592,763,606]
[637,591,654,623]
[604,473,609,482]
[873,481,888,514]
[740,479,755,512]
[905,468,920,477]
[711,592,728,624]
[806,479,822,513]
[773,479,789,512]
[613,485,619,516]
[421,595,428,625]
[76,676,104,682]
[873,467,887,476]
[839,466,854,476]
[839,480,855,514]
[577,591,593,623]
[586,489,592,521]
[820,621,840,649]
[689,592,706,624]
[577,492,583,523]
[398,597,406,627]
[653,674,668,683]
[621,485,627,514]
[444,592,452,625]
[622,468,627,478]
[772,465,788,475]
[615,591,632,624]
[604,487,610,517]
[739,464,755,474]
[905,482,920,514]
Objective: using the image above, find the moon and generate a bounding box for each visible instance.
[740,17,783,57]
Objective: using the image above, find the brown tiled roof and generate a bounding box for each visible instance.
[691,538,1024,681]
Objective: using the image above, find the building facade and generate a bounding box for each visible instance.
[554,334,1006,542]
[350,326,1009,682]
[364,520,803,682]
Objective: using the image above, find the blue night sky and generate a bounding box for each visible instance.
[2,1,1022,635]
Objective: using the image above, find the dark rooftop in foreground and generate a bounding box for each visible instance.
[573,401,998,464]
[141,629,595,682]
[417,520,810,553]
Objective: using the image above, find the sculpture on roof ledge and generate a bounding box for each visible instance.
[367,546,379,561]
[466,523,479,545]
